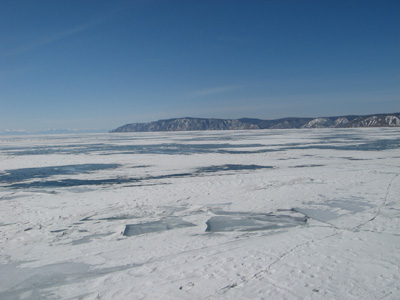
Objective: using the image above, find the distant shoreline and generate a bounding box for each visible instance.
[111,113,400,133]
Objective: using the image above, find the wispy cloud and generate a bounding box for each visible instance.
[4,16,111,57]
[8,27,88,56]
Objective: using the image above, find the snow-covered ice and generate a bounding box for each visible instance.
[0,128,399,299]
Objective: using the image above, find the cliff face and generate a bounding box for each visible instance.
[110,113,400,132]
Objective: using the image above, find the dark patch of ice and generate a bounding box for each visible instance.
[282,138,400,151]
[6,178,139,189]
[4,164,274,189]
[196,164,273,173]
[0,164,120,183]
[3,143,268,156]
[341,157,369,161]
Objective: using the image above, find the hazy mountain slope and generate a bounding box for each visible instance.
[111,113,400,132]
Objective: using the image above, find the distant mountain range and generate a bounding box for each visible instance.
[110,113,400,132]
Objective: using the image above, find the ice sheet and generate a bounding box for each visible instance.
[0,128,399,299]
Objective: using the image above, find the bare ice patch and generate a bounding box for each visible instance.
[0,164,120,183]
[205,210,307,233]
[0,261,139,300]
[0,262,90,300]
[122,217,196,236]
[3,164,273,189]
[292,208,340,222]
[293,198,376,223]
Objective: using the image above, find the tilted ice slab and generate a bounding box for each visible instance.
[205,210,307,232]
[123,217,196,236]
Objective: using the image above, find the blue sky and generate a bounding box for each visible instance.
[1,0,399,132]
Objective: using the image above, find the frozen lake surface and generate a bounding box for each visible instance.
[0,128,399,299]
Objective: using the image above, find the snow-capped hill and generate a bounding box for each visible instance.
[386,115,400,126]
[333,117,349,127]
[347,115,400,127]
[302,117,351,128]
[302,118,332,128]
[111,113,400,132]
[110,117,259,132]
